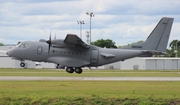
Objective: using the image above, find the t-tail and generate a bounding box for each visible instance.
[122,17,174,55]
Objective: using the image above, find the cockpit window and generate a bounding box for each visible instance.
[16,43,22,47]
[16,43,27,48]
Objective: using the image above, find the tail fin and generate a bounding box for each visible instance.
[143,17,174,52]
[122,17,174,53]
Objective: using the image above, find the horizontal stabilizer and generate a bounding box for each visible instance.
[100,53,115,58]
[141,50,167,55]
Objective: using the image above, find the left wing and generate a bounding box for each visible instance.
[64,34,90,49]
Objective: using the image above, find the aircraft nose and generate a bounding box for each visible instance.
[6,49,14,57]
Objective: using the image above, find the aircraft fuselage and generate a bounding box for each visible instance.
[7,41,144,68]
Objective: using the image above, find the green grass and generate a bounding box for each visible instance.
[0,81,180,105]
[0,68,180,77]
[0,68,180,104]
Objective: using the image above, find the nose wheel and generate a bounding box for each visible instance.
[20,62,25,67]
[66,67,83,74]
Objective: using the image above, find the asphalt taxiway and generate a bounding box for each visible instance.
[0,76,180,81]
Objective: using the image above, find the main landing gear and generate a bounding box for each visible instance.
[66,67,83,74]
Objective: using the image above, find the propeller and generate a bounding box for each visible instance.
[46,32,52,55]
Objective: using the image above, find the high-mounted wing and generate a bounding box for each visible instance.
[64,34,90,49]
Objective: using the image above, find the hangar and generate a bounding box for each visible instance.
[105,57,180,70]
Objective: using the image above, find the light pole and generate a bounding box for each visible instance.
[86,11,95,44]
[85,31,90,44]
[77,20,85,39]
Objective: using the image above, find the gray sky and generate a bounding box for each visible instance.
[0,0,180,46]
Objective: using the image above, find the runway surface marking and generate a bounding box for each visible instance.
[0,76,180,81]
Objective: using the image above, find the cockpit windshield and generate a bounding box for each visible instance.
[16,42,27,48]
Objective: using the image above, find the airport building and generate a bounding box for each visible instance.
[105,57,180,70]
[0,46,180,70]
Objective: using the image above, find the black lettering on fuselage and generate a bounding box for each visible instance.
[132,46,142,48]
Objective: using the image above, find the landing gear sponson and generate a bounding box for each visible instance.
[66,67,82,74]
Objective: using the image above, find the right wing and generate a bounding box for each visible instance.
[64,34,90,49]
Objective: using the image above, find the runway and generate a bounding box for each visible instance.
[0,76,180,81]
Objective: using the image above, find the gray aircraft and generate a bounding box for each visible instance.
[5,17,173,74]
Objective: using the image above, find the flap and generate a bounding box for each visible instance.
[64,34,90,49]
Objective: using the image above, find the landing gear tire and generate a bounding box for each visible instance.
[20,62,25,67]
[66,67,74,73]
[75,68,82,74]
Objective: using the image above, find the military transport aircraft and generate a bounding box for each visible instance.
[2,17,174,74]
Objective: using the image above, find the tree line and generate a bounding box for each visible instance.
[0,43,4,46]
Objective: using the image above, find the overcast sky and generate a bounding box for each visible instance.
[0,0,180,46]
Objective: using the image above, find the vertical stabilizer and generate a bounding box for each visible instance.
[143,17,174,52]
[122,17,174,53]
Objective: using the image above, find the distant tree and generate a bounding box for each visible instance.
[168,40,180,57]
[0,43,4,46]
[157,40,180,57]
[118,40,143,48]
[91,39,117,48]
[127,40,143,46]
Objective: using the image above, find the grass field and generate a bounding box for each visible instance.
[0,68,180,77]
[0,68,180,105]
[0,81,180,105]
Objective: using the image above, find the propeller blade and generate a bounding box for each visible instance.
[46,32,52,55]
